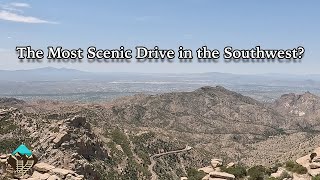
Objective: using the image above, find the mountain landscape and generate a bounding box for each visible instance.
[1,68,320,103]
[1,86,320,179]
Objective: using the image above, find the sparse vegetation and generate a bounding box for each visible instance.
[221,165,247,179]
[247,165,270,180]
[111,128,133,158]
[285,161,307,174]
[187,168,206,180]
[312,175,320,180]
[279,171,292,179]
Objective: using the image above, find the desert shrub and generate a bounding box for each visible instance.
[187,168,206,180]
[111,128,133,158]
[248,166,265,180]
[285,161,307,174]
[270,162,283,173]
[312,175,320,180]
[279,171,292,179]
[267,177,279,180]
[221,165,247,179]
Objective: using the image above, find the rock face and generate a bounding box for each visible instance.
[272,92,320,131]
[271,167,291,178]
[209,171,235,180]
[0,162,83,180]
[296,147,320,177]
[108,86,288,154]
[197,158,235,180]
[34,163,55,172]
[211,159,223,168]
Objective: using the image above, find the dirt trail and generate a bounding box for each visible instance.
[148,145,192,180]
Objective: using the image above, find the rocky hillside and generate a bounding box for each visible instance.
[1,87,320,179]
[107,86,287,140]
[272,92,320,131]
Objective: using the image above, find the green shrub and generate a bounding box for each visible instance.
[111,128,133,158]
[248,165,270,180]
[312,175,320,180]
[221,165,247,179]
[267,177,279,180]
[279,171,292,179]
[285,161,307,174]
[187,168,206,180]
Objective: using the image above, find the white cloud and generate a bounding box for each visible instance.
[0,2,58,24]
[10,2,30,8]
[0,10,58,24]
[2,6,23,13]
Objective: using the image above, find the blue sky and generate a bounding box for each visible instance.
[0,0,319,74]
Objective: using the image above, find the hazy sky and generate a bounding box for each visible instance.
[0,0,319,74]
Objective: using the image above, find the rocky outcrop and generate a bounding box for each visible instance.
[272,92,320,131]
[0,160,83,180]
[270,167,292,179]
[196,158,234,180]
[296,147,320,177]
[209,171,235,180]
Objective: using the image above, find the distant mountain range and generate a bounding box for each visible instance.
[1,67,320,103]
[1,67,320,82]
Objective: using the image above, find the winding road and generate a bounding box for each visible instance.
[148,145,193,180]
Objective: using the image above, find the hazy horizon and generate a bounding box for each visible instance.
[2,66,320,76]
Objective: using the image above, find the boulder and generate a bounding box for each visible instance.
[41,173,51,180]
[47,175,61,180]
[226,162,235,168]
[296,148,320,177]
[313,157,320,163]
[271,167,287,178]
[180,177,188,180]
[209,171,235,179]
[32,171,50,180]
[34,163,55,172]
[67,116,87,128]
[211,159,223,168]
[53,133,70,147]
[0,159,7,163]
[65,174,83,180]
[292,173,311,180]
[310,162,320,169]
[202,175,210,180]
[51,168,74,178]
[198,166,215,174]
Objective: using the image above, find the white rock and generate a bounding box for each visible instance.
[34,163,55,172]
[47,175,61,180]
[202,175,210,180]
[198,166,215,174]
[271,167,286,178]
[310,162,320,169]
[211,159,223,168]
[209,171,235,179]
[51,168,74,177]
[226,162,235,168]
